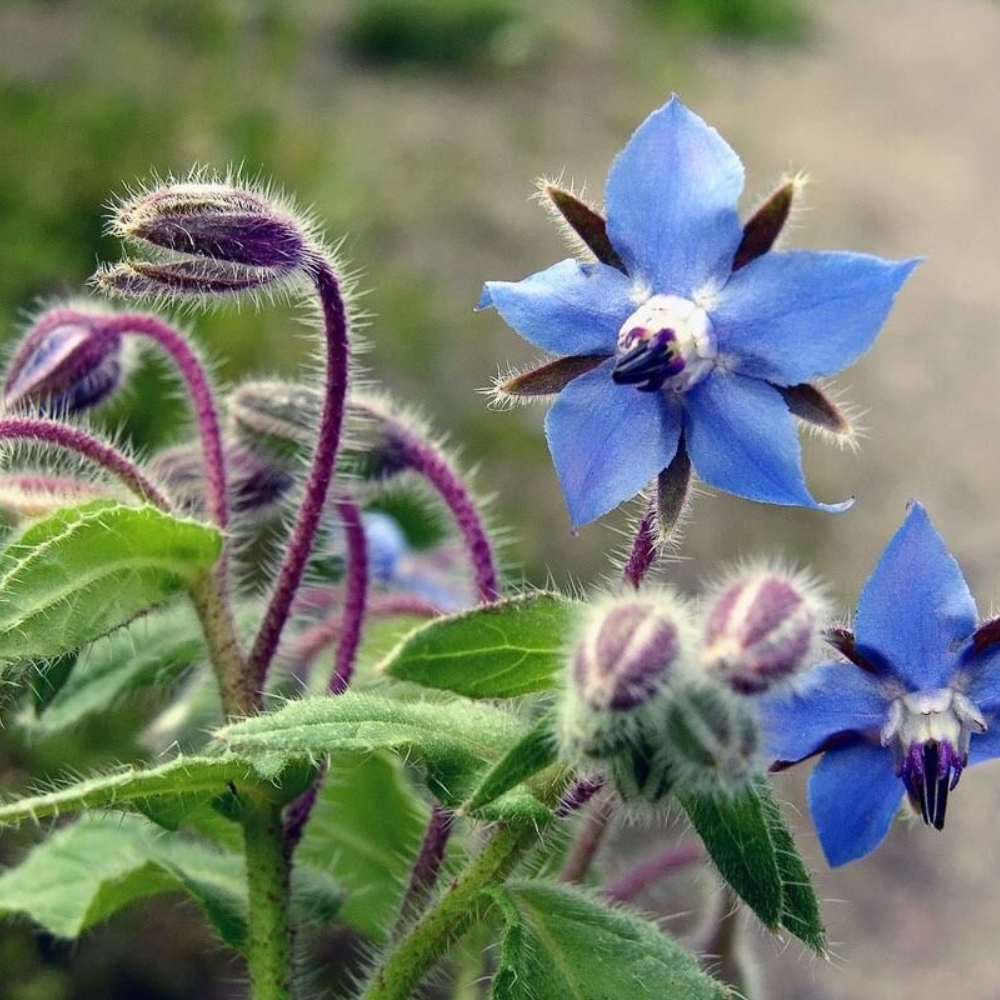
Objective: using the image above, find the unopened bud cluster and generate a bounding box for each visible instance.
[558,567,828,805]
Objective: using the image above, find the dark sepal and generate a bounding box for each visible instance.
[733,179,796,271]
[498,354,608,398]
[656,441,691,543]
[544,184,626,272]
[971,616,1000,657]
[777,382,852,436]
[823,627,883,675]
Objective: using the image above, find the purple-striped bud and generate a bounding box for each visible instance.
[228,380,321,470]
[4,309,125,415]
[558,592,691,761]
[115,183,307,272]
[702,570,826,694]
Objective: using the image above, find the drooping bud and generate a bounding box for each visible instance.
[228,380,321,470]
[114,183,307,272]
[702,569,826,694]
[100,178,313,300]
[558,591,692,762]
[4,308,126,415]
[662,681,760,790]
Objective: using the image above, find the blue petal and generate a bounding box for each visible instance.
[477,259,630,356]
[682,370,852,509]
[854,502,977,691]
[544,359,681,527]
[808,741,903,867]
[604,97,744,296]
[759,662,890,765]
[959,646,1000,714]
[712,251,919,384]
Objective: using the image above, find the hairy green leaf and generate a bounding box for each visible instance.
[0,814,340,950]
[0,501,221,664]
[378,593,580,698]
[463,714,557,816]
[487,881,729,999]
[0,755,258,829]
[298,752,428,940]
[215,693,548,820]
[677,776,825,949]
[30,604,207,733]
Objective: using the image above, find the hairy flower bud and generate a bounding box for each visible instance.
[0,474,112,525]
[4,309,125,415]
[663,682,760,790]
[702,569,826,694]
[558,591,691,762]
[228,380,321,470]
[114,183,308,272]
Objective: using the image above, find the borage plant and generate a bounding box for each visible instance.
[0,99,924,999]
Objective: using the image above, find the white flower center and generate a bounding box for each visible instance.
[612,294,716,394]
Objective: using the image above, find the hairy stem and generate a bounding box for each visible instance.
[329,499,368,694]
[379,414,498,603]
[250,259,350,688]
[243,797,294,1000]
[391,804,455,937]
[623,501,658,590]
[105,313,229,528]
[362,822,536,1000]
[0,417,170,509]
[558,793,613,883]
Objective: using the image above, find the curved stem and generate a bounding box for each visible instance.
[603,841,703,904]
[0,417,170,509]
[391,803,455,937]
[378,413,498,603]
[328,499,368,695]
[105,313,229,529]
[249,260,350,689]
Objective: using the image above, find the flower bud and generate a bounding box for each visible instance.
[662,682,760,790]
[558,592,691,762]
[228,380,321,470]
[0,474,112,525]
[4,309,125,415]
[94,259,284,300]
[114,183,308,272]
[702,569,826,694]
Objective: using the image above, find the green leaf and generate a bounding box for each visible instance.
[0,501,222,663]
[30,604,207,733]
[378,593,580,698]
[0,814,247,947]
[297,752,428,940]
[463,714,557,816]
[0,814,341,950]
[487,881,729,1000]
[757,780,826,953]
[677,781,783,930]
[0,755,258,829]
[677,776,825,950]
[216,693,549,820]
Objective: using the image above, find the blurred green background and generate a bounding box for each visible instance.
[4,1,1000,998]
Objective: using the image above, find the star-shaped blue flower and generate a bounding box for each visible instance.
[478,97,918,528]
[761,502,1000,866]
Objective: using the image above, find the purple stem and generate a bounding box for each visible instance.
[384,418,498,604]
[558,793,613,883]
[283,782,319,852]
[623,501,658,590]
[555,775,605,818]
[392,804,455,936]
[329,499,368,695]
[249,259,350,690]
[603,841,703,904]
[0,417,170,509]
[104,313,229,529]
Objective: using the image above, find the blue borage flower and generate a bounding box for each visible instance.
[478,96,918,528]
[761,502,1000,866]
